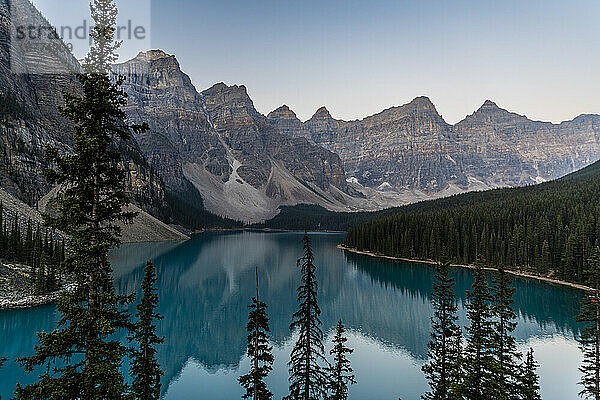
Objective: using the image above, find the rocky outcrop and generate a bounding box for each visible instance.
[200,82,348,191]
[0,1,169,220]
[307,97,464,191]
[453,100,600,188]
[269,98,600,194]
[115,51,351,222]
[114,50,228,194]
[267,105,311,140]
[119,204,189,243]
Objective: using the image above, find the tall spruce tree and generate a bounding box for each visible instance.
[518,348,541,400]
[328,320,356,400]
[285,233,329,400]
[461,266,495,400]
[129,261,164,400]
[491,268,521,400]
[577,247,600,400]
[14,1,145,398]
[84,0,120,74]
[239,267,274,400]
[422,262,462,400]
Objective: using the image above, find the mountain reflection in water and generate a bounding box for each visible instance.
[0,231,584,400]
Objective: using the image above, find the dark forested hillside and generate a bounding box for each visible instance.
[253,205,381,231]
[343,160,600,284]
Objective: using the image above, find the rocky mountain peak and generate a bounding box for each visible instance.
[409,96,435,109]
[481,99,498,108]
[201,82,254,113]
[461,99,527,126]
[137,49,173,60]
[203,82,249,98]
[268,105,310,139]
[267,105,299,121]
[470,100,506,117]
[370,96,446,127]
[126,50,183,72]
[311,106,333,121]
[114,50,197,98]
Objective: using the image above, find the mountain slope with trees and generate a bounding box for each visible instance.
[344,158,600,284]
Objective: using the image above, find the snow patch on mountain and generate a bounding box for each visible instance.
[377,182,395,192]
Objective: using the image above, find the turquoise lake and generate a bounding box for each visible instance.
[0,231,585,399]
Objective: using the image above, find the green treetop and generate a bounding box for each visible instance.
[422,262,462,400]
[518,348,541,400]
[129,261,164,400]
[328,320,356,400]
[285,233,330,400]
[461,266,495,400]
[239,267,274,400]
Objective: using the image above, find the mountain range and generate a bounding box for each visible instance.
[1,0,599,228]
[113,50,600,223]
[268,97,600,195]
[113,50,351,223]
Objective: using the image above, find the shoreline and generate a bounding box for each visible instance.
[1,290,62,310]
[202,227,347,234]
[337,245,594,292]
[0,283,75,310]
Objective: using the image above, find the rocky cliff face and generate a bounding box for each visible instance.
[453,100,600,188]
[5,0,599,222]
[267,105,311,140]
[0,0,167,218]
[114,50,227,193]
[115,51,351,222]
[269,98,600,195]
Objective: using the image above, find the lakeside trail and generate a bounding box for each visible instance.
[337,245,594,293]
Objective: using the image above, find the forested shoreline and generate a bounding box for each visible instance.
[344,160,600,285]
[0,202,65,295]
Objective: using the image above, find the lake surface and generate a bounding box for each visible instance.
[0,231,585,399]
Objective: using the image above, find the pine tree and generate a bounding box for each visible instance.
[34,251,46,295]
[83,0,120,74]
[328,320,356,400]
[422,262,462,400]
[518,348,541,400]
[577,247,600,400]
[14,1,145,398]
[285,233,329,400]
[448,330,463,394]
[461,266,495,400]
[130,261,164,400]
[239,267,274,400]
[491,268,521,400]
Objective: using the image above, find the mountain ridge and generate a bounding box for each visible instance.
[279,97,594,126]
[269,97,600,193]
[115,50,354,223]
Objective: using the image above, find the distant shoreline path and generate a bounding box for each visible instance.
[337,245,594,292]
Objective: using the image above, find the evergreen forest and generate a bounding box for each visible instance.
[344,160,600,284]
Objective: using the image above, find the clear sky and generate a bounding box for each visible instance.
[33,0,600,124]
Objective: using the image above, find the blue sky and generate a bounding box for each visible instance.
[33,0,599,124]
